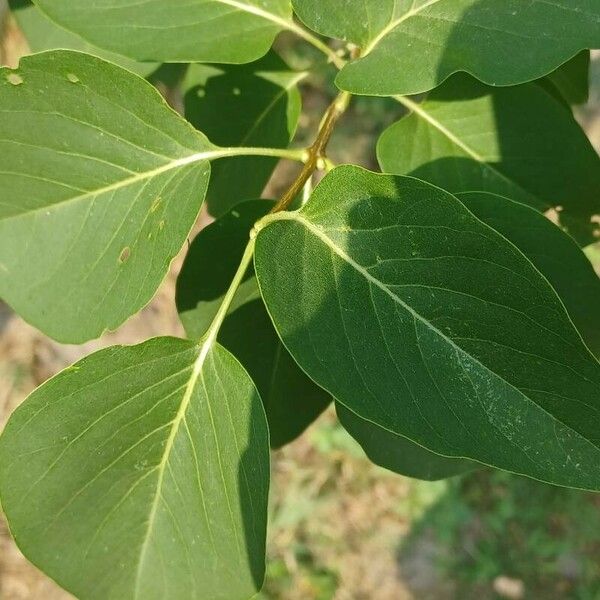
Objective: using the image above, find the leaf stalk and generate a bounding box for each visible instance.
[270,91,351,213]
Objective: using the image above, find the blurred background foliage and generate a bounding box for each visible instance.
[1,3,600,598]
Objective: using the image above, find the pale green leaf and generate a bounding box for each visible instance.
[33,0,293,64]
[330,0,600,96]
[0,50,238,343]
[177,200,330,448]
[8,0,158,76]
[377,75,600,245]
[0,336,270,600]
[457,191,600,357]
[336,403,478,481]
[254,166,600,491]
[292,0,394,47]
[183,53,303,216]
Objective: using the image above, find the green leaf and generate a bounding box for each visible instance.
[0,50,257,344]
[457,191,600,357]
[183,53,303,217]
[254,165,600,491]
[336,403,478,481]
[177,200,330,448]
[292,0,394,47]
[33,0,292,64]
[0,336,270,600]
[543,51,590,106]
[332,0,600,96]
[377,75,600,246]
[8,0,158,76]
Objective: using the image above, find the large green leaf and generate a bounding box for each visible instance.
[254,166,600,491]
[330,0,600,96]
[177,200,330,448]
[377,75,600,245]
[183,53,303,216]
[33,0,292,64]
[457,191,600,357]
[0,336,270,600]
[0,50,249,343]
[336,404,478,481]
[8,0,158,76]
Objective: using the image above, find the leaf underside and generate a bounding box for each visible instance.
[8,0,158,76]
[0,51,216,343]
[0,337,270,600]
[33,0,292,63]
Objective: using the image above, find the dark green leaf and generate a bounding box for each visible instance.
[254,166,600,491]
[377,75,600,245]
[177,201,330,448]
[33,0,292,63]
[8,0,158,76]
[0,337,270,600]
[332,0,600,96]
[543,51,590,106]
[457,191,600,357]
[183,53,303,216]
[337,403,478,481]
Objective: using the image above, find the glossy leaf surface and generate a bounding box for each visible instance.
[255,166,600,490]
[0,337,270,600]
[336,403,478,481]
[177,201,330,448]
[8,0,158,76]
[0,51,220,343]
[377,76,600,245]
[33,0,292,63]
[183,54,303,216]
[331,0,600,95]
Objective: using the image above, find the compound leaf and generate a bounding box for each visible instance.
[254,166,600,491]
[177,200,330,448]
[0,50,229,343]
[183,53,303,216]
[33,0,293,64]
[377,75,600,245]
[332,0,600,96]
[8,0,158,76]
[0,337,270,600]
[336,403,478,481]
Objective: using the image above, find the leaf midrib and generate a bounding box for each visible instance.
[133,338,211,598]
[0,149,221,224]
[263,211,600,454]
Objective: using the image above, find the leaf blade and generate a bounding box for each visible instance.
[335,0,600,96]
[0,337,270,600]
[183,53,303,216]
[33,0,292,63]
[0,51,218,342]
[377,76,600,245]
[255,166,600,490]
